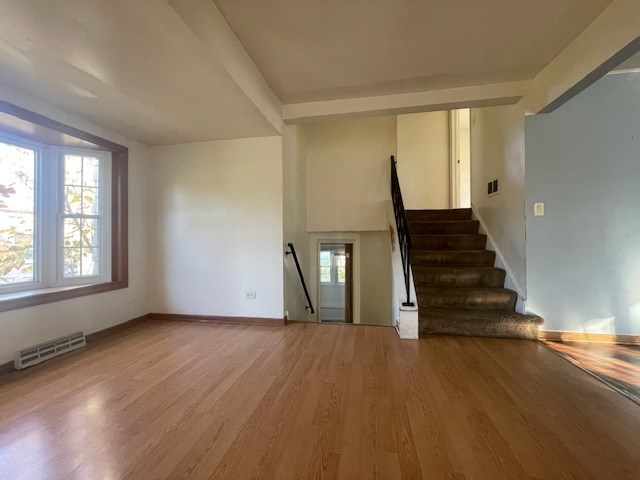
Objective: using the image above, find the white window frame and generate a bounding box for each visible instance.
[0,132,112,295]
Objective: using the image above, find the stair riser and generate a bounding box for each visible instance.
[413,269,506,287]
[419,320,539,340]
[411,235,486,250]
[410,220,479,235]
[406,209,472,222]
[412,251,495,267]
[417,292,517,310]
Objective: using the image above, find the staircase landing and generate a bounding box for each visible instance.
[408,208,542,340]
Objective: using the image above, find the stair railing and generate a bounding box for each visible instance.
[285,243,315,314]
[390,156,414,306]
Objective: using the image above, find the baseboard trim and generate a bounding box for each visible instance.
[149,313,287,326]
[470,205,526,301]
[85,313,152,342]
[0,359,13,374]
[539,330,640,345]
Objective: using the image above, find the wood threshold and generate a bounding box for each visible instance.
[149,313,287,326]
[539,330,640,345]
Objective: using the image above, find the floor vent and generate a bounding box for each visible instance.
[14,331,86,370]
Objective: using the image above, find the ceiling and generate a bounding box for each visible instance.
[0,0,278,146]
[214,0,613,104]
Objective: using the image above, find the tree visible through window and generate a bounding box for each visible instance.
[0,134,111,294]
[0,141,35,285]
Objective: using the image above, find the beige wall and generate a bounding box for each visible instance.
[360,231,392,326]
[470,101,527,296]
[152,137,285,319]
[305,116,397,232]
[282,125,312,320]
[396,111,450,209]
[0,95,156,365]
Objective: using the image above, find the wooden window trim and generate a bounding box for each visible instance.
[0,100,128,313]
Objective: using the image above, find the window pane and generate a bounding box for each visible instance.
[320,251,331,267]
[81,219,99,247]
[65,186,83,214]
[63,218,82,247]
[63,248,81,277]
[0,141,36,285]
[82,156,100,187]
[337,267,346,284]
[320,266,331,283]
[82,187,99,215]
[64,155,82,185]
[81,247,99,276]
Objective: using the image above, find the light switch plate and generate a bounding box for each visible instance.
[534,202,544,216]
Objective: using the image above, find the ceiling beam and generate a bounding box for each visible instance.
[526,0,640,114]
[168,0,283,134]
[282,81,532,124]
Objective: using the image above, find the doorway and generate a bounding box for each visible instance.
[450,108,471,208]
[318,243,353,323]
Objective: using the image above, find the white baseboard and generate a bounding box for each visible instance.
[471,205,526,313]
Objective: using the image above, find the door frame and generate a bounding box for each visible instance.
[309,233,361,324]
[449,109,461,209]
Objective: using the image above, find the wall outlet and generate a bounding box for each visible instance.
[245,291,256,300]
[534,202,545,216]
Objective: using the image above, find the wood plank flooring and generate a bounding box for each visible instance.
[1,320,639,479]
[543,340,640,405]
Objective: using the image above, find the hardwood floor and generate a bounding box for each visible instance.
[1,321,639,479]
[543,340,640,405]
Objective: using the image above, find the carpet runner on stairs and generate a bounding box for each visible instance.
[408,208,543,340]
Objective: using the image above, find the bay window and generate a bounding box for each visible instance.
[0,100,128,312]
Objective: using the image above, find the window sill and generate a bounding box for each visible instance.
[0,281,128,313]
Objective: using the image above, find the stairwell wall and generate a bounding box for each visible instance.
[470,101,528,299]
[396,111,450,209]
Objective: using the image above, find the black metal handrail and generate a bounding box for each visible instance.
[390,156,414,306]
[285,243,315,314]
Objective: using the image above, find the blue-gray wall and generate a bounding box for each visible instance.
[525,73,640,335]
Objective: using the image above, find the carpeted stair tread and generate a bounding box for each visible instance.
[419,308,543,340]
[406,208,472,222]
[411,234,487,251]
[412,250,495,267]
[410,220,479,235]
[416,286,517,310]
[407,208,543,340]
[413,266,506,287]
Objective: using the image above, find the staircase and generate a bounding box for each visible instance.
[408,208,543,340]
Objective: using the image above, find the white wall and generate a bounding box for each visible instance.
[282,125,312,320]
[470,102,527,297]
[152,137,285,319]
[0,92,156,365]
[526,73,640,335]
[396,111,450,209]
[305,116,396,232]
